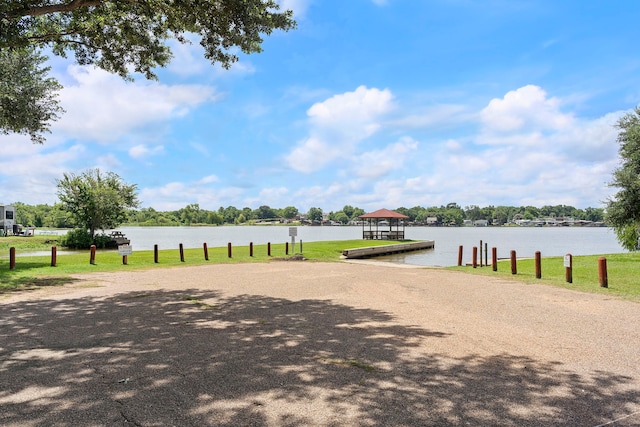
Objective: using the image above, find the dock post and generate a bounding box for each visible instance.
[492,247,497,271]
[510,250,517,275]
[457,245,463,266]
[472,247,478,268]
[228,242,232,258]
[9,247,16,270]
[268,242,271,256]
[203,243,209,261]
[154,244,159,263]
[250,242,253,257]
[179,243,185,262]
[485,242,488,267]
[535,251,541,279]
[598,257,608,288]
[479,240,483,267]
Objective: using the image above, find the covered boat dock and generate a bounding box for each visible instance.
[358,208,409,240]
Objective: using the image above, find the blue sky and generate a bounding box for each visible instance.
[2,0,640,213]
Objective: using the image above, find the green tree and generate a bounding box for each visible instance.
[332,211,349,224]
[282,206,299,220]
[0,47,63,143]
[255,205,277,219]
[307,207,323,222]
[56,168,139,238]
[179,203,202,225]
[1,0,295,140]
[606,107,640,250]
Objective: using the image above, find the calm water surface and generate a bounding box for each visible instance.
[104,225,624,267]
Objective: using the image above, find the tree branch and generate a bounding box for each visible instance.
[6,0,106,19]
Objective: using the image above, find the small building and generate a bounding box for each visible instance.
[426,217,439,226]
[0,204,16,236]
[358,208,409,240]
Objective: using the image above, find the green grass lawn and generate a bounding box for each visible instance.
[0,239,404,293]
[2,237,639,302]
[0,235,61,252]
[448,252,640,301]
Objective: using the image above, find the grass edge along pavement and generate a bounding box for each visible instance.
[0,239,404,293]
[2,237,639,302]
[448,252,640,302]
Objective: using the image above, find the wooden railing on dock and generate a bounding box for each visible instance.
[363,230,405,240]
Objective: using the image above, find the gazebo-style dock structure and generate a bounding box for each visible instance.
[358,208,409,240]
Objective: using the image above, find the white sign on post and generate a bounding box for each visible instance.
[563,254,571,268]
[289,227,297,249]
[118,244,133,256]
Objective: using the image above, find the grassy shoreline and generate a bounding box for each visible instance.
[449,252,640,301]
[1,237,638,301]
[0,239,400,293]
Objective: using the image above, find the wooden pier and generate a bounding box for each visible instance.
[341,240,435,259]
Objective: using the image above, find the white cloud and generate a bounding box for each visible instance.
[278,0,310,18]
[286,86,395,173]
[0,136,85,204]
[138,175,238,210]
[480,85,573,135]
[167,40,256,77]
[129,144,165,159]
[55,66,217,142]
[244,187,291,208]
[352,137,419,178]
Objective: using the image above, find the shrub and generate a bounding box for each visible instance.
[61,229,115,249]
[60,228,92,249]
[93,233,115,249]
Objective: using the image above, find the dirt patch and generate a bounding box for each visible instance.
[272,254,307,261]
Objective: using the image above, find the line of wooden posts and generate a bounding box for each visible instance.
[6,240,302,270]
[457,240,609,288]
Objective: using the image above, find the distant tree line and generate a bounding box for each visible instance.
[10,202,605,228]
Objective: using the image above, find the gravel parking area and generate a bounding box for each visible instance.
[1,261,639,426]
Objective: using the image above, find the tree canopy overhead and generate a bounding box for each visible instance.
[1,0,296,80]
[0,47,63,143]
[1,1,295,143]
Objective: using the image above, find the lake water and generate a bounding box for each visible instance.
[79,225,626,267]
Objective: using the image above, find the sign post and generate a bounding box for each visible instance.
[289,227,298,251]
[118,244,133,265]
[564,254,572,283]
